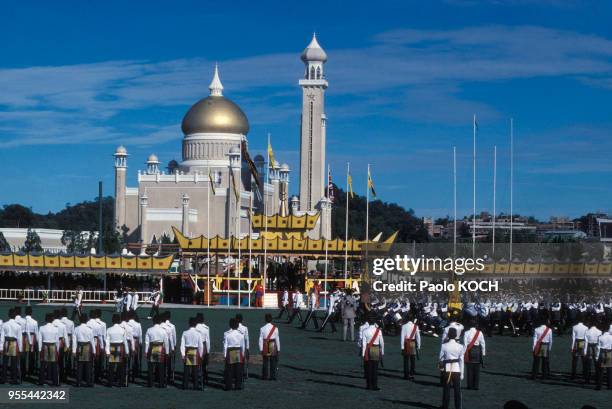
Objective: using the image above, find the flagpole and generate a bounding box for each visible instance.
[472,114,477,259]
[492,145,497,259]
[510,118,514,261]
[365,163,370,279]
[453,147,457,259]
[344,162,350,282]
[207,164,211,307]
[263,133,270,298]
[248,191,252,308]
[237,144,242,308]
[324,163,330,307]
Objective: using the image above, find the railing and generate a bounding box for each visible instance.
[0,288,153,304]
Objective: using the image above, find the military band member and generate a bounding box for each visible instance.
[38,313,60,386]
[223,318,245,391]
[595,330,612,390]
[463,322,486,390]
[532,320,553,379]
[259,314,280,380]
[571,320,588,380]
[584,322,602,384]
[1,308,23,384]
[161,311,177,384]
[195,313,211,385]
[439,327,464,409]
[72,313,95,387]
[180,317,204,390]
[145,314,169,388]
[277,288,290,319]
[400,316,420,380]
[236,314,250,379]
[287,289,303,324]
[127,311,143,381]
[342,291,357,342]
[24,306,38,378]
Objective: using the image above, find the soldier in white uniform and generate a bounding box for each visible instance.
[570,320,588,380]
[236,314,250,379]
[277,288,290,319]
[287,289,304,324]
[439,327,464,409]
[259,314,280,380]
[87,310,104,382]
[13,307,26,382]
[463,322,486,390]
[72,288,83,320]
[161,311,177,384]
[400,314,420,380]
[180,317,204,390]
[1,308,23,384]
[584,321,602,384]
[223,318,245,391]
[301,289,320,330]
[52,310,69,381]
[342,291,357,342]
[72,313,95,387]
[145,314,170,388]
[38,313,60,386]
[596,330,612,390]
[148,289,162,320]
[361,313,384,390]
[24,306,39,379]
[532,320,553,379]
[106,314,129,387]
[127,311,143,381]
[60,308,75,379]
[130,289,139,311]
[195,313,211,385]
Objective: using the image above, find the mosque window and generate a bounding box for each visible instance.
[310,66,315,80]
[316,67,321,79]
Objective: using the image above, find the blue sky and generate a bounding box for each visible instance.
[1,0,612,220]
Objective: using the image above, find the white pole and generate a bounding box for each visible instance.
[248,192,252,308]
[510,118,514,261]
[324,163,330,307]
[207,164,211,307]
[493,145,497,259]
[472,114,477,259]
[237,144,242,308]
[263,134,269,298]
[453,147,457,259]
[365,163,370,277]
[344,162,350,282]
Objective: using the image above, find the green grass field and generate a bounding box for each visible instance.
[0,303,609,409]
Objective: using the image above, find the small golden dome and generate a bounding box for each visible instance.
[181,95,250,135]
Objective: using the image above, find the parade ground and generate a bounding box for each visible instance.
[0,303,608,409]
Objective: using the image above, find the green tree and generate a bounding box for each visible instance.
[61,230,87,253]
[22,228,43,253]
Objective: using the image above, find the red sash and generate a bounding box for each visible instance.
[403,324,418,354]
[533,327,550,356]
[262,325,277,356]
[364,328,380,362]
[464,330,481,361]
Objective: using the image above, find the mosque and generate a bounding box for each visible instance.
[113,35,332,247]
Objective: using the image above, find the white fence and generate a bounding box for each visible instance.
[0,288,153,304]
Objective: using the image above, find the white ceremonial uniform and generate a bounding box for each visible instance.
[86,318,103,353]
[14,314,26,334]
[258,323,280,353]
[74,291,83,308]
[439,339,465,379]
[361,325,384,357]
[400,321,421,350]
[72,323,95,354]
[131,293,139,310]
[442,322,464,343]
[572,322,588,351]
[281,291,289,307]
[358,322,370,348]
[238,323,250,351]
[180,328,204,358]
[596,332,612,360]
[293,291,303,308]
[52,319,69,345]
[105,324,129,355]
[161,321,177,351]
[463,327,486,356]
[195,323,211,354]
[95,318,107,346]
[38,323,60,351]
[128,319,143,346]
[120,321,135,352]
[145,324,170,354]
[25,315,39,346]
[533,325,553,352]
[223,329,245,358]
[0,319,24,352]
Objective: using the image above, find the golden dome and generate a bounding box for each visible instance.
[181,64,249,135]
[181,95,250,135]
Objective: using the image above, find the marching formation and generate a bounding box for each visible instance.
[0,306,280,392]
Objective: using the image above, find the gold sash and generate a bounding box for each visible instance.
[574,340,585,356]
[109,343,125,363]
[227,347,242,364]
[77,342,92,362]
[368,345,381,361]
[535,343,549,358]
[148,342,164,363]
[42,343,57,362]
[185,347,199,366]
[4,338,18,357]
[600,350,612,368]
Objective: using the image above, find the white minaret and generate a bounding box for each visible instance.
[114,146,128,230]
[298,33,328,212]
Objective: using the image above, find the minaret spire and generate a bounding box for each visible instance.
[209,63,224,96]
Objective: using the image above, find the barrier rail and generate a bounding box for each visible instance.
[0,288,153,304]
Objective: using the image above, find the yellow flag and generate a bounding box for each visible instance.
[208,169,216,196]
[267,140,275,166]
[367,167,376,198]
[347,173,354,199]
